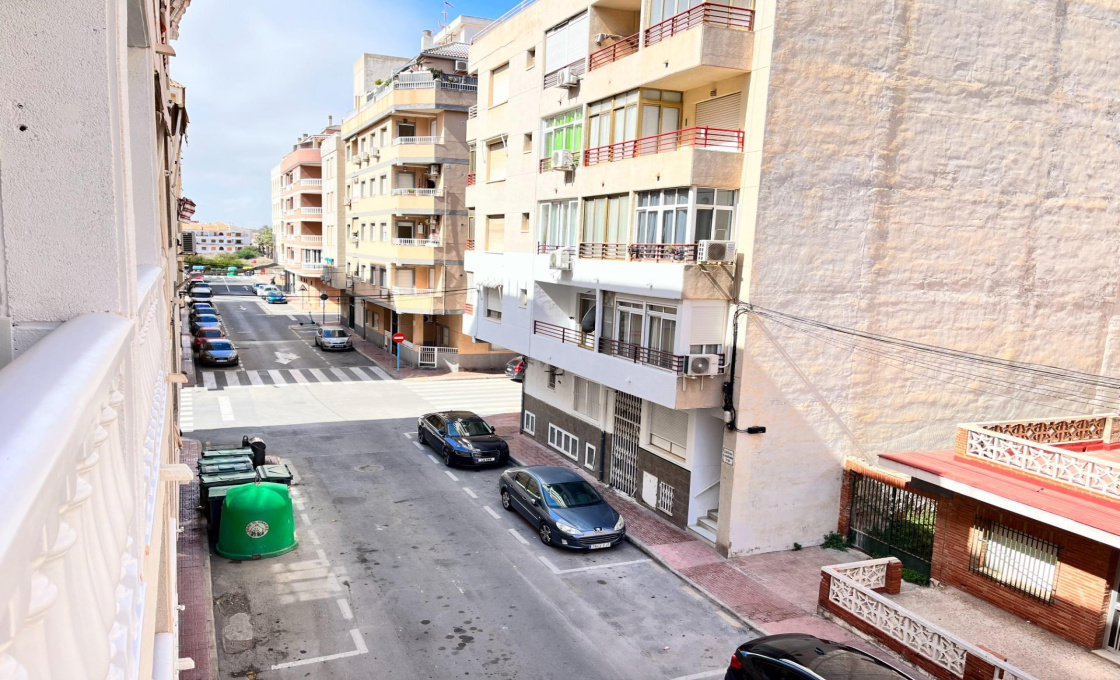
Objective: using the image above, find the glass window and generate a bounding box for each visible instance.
[695,189,737,241]
[490,63,510,106]
[543,11,589,74]
[581,194,628,244]
[543,481,603,508]
[542,109,584,156]
[539,200,578,247]
[573,376,601,419]
[485,286,502,320]
[487,139,507,181]
[449,419,495,437]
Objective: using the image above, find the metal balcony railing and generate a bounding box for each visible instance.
[584,126,744,166]
[543,58,587,88]
[468,105,478,119]
[392,188,443,197]
[539,151,581,173]
[393,136,442,145]
[533,320,595,350]
[589,33,640,71]
[465,238,476,251]
[598,336,688,372]
[466,173,476,186]
[392,237,440,247]
[645,2,755,47]
[578,242,629,260]
[537,243,566,254]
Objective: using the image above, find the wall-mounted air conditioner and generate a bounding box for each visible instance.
[685,354,723,376]
[556,67,580,89]
[428,164,441,176]
[181,233,195,253]
[549,248,573,271]
[697,240,736,264]
[454,59,469,72]
[550,149,575,171]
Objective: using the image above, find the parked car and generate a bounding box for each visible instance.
[197,339,239,367]
[188,287,213,303]
[724,634,916,680]
[189,305,218,320]
[417,411,509,468]
[265,291,287,304]
[505,356,525,382]
[252,282,269,295]
[192,328,225,353]
[256,285,280,298]
[498,466,625,550]
[189,314,221,334]
[314,326,353,350]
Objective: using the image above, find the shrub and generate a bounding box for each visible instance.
[821,531,848,551]
[902,568,930,586]
[792,542,802,551]
[234,247,262,259]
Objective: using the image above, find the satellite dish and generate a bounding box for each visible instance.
[580,305,596,334]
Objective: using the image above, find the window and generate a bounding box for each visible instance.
[690,343,724,355]
[379,175,387,194]
[484,287,502,320]
[489,63,510,106]
[969,518,1059,602]
[584,442,596,471]
[526,47,536,69]
[485,215,505,251]
[546,365,557,389]
[523,411,537,434]
[649,403,688,458]
[573,376,601,420]
[360,223,367,241]
[360,180,367,198]
[588,90,638,149]
[694,189,737,241]
[647,303,678,364]
[636,188,689,244]
[544,12,588,74]
[582,194,629,244]
[518,288,528,308]
[380,223,389,242]
[523,133,533,154]
[639,88,683,142]
[547,424,579,460]
[541,109,583,158]
[538,200,578,247]
[486,139,507,182]
[521,213,530,233]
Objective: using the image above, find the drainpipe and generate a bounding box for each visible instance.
[598,429,606,482]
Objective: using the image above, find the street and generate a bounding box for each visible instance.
[186,276,752,679]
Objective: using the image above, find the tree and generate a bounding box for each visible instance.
[235,247,263,259]
[254,225,274,257]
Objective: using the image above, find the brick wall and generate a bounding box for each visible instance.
[522,394,609,480]
[930,494,1118,649]
[837,468,855,536]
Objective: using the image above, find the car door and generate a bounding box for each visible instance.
[315,328,323,346]
[519,474,544,523]
[421,415,440,443]
[508,472,534,519]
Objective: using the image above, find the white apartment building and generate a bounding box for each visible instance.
[465,0,1120,557]
[0,0,194,676]
[182,221,254,254]
[319,131,347,295]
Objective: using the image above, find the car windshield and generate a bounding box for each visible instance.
[200,330,222,337]
[323,329,347,338]
[206,341,233,351]
[196,315,218,321]
[449,419,493,437]
[542,481,603,508]
[808,649,913,679]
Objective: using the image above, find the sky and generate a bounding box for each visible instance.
[174,0,511,229]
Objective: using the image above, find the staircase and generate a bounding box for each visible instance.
[690,508,719,544]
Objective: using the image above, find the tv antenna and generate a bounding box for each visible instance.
[440,0,453,29]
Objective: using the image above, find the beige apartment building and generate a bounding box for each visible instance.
[340,18,514,370]
[464,0,1120,558]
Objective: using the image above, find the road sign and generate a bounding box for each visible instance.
[392,333,405,344]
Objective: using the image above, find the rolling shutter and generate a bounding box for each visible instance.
[649,403,688,450]
[695,93,741,130]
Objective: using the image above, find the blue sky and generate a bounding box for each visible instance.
[174,0,510,229]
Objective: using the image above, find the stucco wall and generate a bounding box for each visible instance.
[726,0,1120,554]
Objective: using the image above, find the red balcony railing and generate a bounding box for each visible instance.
[589,33,640,71]
[645,2,755,47]
[579,242,629,260]
[465,238,475,251]
[464,302,474,314]
[533,320,595,350]
[466,173,476,186]
[578,242,698,262]
[598,337,687,373]
[537,243,564,254]
[583,126,743,166]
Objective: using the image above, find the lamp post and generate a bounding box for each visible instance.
[320,292,329,326]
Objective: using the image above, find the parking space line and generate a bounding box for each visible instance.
[484,506,501,520]
[445,471,459,482]
[681,585,703,600]
[300,513,311,525]
[336,598,353,621]
[715,611,742,629]
[462,487,478,499]
[537,555,651,575]
[508,528,530,545]
[670,671,725,680]
[404,432,415,439]
[269,628,368,670]
[413,441,424,449]
[218,396,234,422]
[307,529,321,545]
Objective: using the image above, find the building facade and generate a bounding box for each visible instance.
[0,0,193,676]
[464,0,1120,558]
[319,132,347,296]
[339,21,514,371]
[182,221,254,254]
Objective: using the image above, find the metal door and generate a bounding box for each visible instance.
[610,392,642,496]
[347,296,355,329]
[847,473,938,578]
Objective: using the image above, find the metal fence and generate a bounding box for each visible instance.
[847,473,938,578]
[968,517,1059,603]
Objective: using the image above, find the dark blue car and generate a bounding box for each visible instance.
[266,292,287,304]
[498,466,625,550]
[417,411,509,468]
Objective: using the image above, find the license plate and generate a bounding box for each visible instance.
[589,543,612,549]
[478,457,495,463]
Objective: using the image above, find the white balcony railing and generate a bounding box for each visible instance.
[0,268,175,679]
[299,178,322,187]
[391,188,443,197]
[300,262,325,271]
[392,286,439,296]
[392,237,440,247]
[301,235,323,244]
[300,207,323,215]
[393,136,442,145]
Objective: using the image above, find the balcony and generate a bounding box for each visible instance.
[0,269,176,679]
[393,136,443,145]
[543,58,586,88]
[392,237,441,247]
[466,173,476,187]
[588,33,639,71]
[645,3,755,47]
[579,242,699,263]
[584,126,743,166]
[532,320,700,374]
[283,178,322,193]
[342,73,478,134]
[538,151,581,173]
[391,188,443,197]
[465,238,475,251]
[391,287,445,314]
[301,235,323,244]
[301,207,323,215]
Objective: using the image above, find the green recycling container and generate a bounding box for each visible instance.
[207,485,232,531]
[216,482,298,560]
[201,447,253,459]
[199,459,254,475]
[199,470,258,506]
[197,454,253,470]
[256,463,293,485]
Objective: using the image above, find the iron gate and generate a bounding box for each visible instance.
[847,473,938,578]
[610,392,642,496]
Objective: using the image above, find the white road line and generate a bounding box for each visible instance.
[508,528,530,545]
[426,454,440,465]
[681,585,703,600]
[412,441,424,449]
[537,555,651,575]
[669,671,726,680]
[349,366,373,381]
[307,529,320,545]
[336,598,354,620]
[330,367,351,382]
[316,548,329,563]
[202,372,216,390]
[293,499,306,511]
[289,369,310,384]
[247,371,264,386]
[404,432,415,439]
[308,368,330,383]
[300,513,311,525]
[462,487,478,499]
[218,396,235,422]
[444,471,459,482]
[715,611,742,628]
[269,628,368,670]
[268,369,286,384]
[371,366,392,380]
[226,371,243,387]
[287,314,297,321]
[484,506,501,520]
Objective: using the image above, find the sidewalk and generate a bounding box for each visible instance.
[349,331,506,381]
[489,412,927,675]
[177,439,216,679]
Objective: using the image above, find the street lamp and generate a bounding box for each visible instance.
[320,292,329,326]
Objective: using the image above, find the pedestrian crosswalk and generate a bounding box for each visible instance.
[403,378,522,416]
[197,365,385,390]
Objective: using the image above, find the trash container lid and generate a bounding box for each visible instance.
[256,464,293,482]
[197,454,253,468]
[199,470,259,486]
[200,460,254,474]
[216,482,298,560]
[201,447,253,458]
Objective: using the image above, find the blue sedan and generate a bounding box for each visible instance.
[498,466,625,550]
[265,292,287,304]
[418,411,509,468]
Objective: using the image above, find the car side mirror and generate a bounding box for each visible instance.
[531,499,540,507]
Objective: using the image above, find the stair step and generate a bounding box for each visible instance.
[697,515,718,533]
[706,508,719,522]
[689,522,716,544]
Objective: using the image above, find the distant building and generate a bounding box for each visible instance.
[182,221,254,254]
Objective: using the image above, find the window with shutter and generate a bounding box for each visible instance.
[487,139,507,182]
[485,215,505,252]
[573,376,601,420]
[544,12,589,74]
[490,63,510,106]
[649,403,688,457]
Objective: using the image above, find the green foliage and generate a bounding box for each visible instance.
[821,531,849,551]
[253,226,274,255]
[902,568,930,586]
[184,254,246,270]
[234,247,263,259]
[792,542,802,551]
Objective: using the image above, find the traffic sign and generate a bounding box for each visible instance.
[392,333,405,344]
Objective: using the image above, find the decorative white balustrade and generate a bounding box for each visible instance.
[392,237,440,247]
[301,235,323,244]
[393,136,442,145]
[824,560,1038,680]
[0,268,174,680]
[300,207,323,215]
[298,178,322,187]
[391,188,443,197]
[391,286,440,296]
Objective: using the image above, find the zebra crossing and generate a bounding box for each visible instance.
[197,364,389,390]
[402,378,522,416]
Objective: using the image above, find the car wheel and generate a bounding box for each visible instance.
[417,426,426,446]
[538,523,553,545]
[501,489,516,511]
[442,446,454,467]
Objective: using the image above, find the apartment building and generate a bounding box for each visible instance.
[465,0,1120,557]
[0,0,193,676]
[182,221,254,254]
[320,132,347,296]
[340,19,514,370]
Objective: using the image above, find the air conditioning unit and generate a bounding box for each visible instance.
[698,240,737,263]
[345,277,355,288]
[454,59,469,72]
[360,152,371,163]
[428,164,441,176]
[423,314,436,323]
[550,149,575,171]
[556,67,580,89]
[181,232,195,253]
[549,248,573,271]
[372,149,380,160]
[685,354,723,376]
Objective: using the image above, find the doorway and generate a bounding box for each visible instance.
[1107,562,1120,653]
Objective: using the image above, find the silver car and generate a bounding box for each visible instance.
[315,326,353,350]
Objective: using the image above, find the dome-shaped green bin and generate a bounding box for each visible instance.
[216,482,298,560]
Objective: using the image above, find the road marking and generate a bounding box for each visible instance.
[274,351,299,365]
[316,548,329,563]
[269,628,368,670]
[462,487,478,499]
[287,314,297,321]
[218,396,234,422]
[650,562,665,574]
[484,506,501,519]
[336,598,353,620]
[669,671,725,680]
[307,529,320,545]
[300,513,311,525]
[444,471,459,482]
[226,371,243,387]
[681,585,703,600]
[371,366,392,380]
[426,454,440,465]
[289,368,309,384]
[330,367,351,382]
[349,366,373,381]
[412,441,424,449]
[268,369,286,384]
[202,372,216,390]
[404,432,415,439]
[715,611,742,629]
[247,371,264,386]
[537,555,651,575]
[508,528,530,545]
[308,368,330,383]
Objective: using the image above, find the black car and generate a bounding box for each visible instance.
[725,634,916,680]
[417,411,509,468]
[498,466,625,550]
[505,356,525,382]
